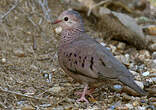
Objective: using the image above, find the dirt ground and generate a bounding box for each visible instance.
[0,0,155,110]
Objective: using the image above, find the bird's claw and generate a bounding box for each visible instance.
[76,96,89,103]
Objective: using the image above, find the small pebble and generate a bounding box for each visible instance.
[54,26,62,34]
[14,49,25,57]
[150,43,156,51]
[132,100,140,107]
[122,93,132,101]
[100,42,106,47]
[129,70,139,75]
[146,105,155,110]
[1,58,6,64]
[151,77,156,83]
[48,86,64,93]
[21,105,35,110]
[117,42,126,50]
[135,80,144,89]
[142,71,150,76]
[152,52,156,59]
[113,84,123,91]
[109,44,116,53]
[125,103,133,109]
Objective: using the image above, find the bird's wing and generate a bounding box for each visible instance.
[61,35,133,80]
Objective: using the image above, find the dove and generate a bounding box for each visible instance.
[53,10,146,103]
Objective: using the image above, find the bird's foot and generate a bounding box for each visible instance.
[76,96,89,103]
[75,84,94,103]
[74,88,94,99]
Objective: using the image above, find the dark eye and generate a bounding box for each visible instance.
[64,17,68,21]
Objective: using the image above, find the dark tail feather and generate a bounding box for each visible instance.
[119,76,147,96]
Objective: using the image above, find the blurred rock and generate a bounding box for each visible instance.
[132,100,140,107]
[142,71,150,76]
[151,59,156,69]
[121,93,132,101]
[115,54,130,65]
[113,84,123,92]
[21,105,35,110]
[54,27,62,34]
[30,64,38,71]
[145,105,155,110]
[109,44,116,53]
[125,103,133,109]
[48,86,64,93]
[143,25,156,36]
[1,58,6,64]
[100,42,106,47]
[135,80,144,89]
[117,42,126,50]
[149,43,156,51]
[129,70,139,76]
[138,50,150,61]
[14,49,25,57]
[152,52,156,59]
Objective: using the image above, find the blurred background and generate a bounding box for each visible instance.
[0,0,156,109]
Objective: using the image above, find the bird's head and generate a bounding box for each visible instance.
[53,10,84,31]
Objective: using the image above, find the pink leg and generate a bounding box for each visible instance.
[75,88,95,99]
[76,84,89,103]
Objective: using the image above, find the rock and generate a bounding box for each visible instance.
[138,50,150,61]
[1,58,6,64]
[113,84,123,92]
[115,54,130,65]
[117,42,126,50]
[125,103,133,109]
[152,52,156,59]
[151,77,156,83]
[14,49,25,57]
[48,86,64,93]
[151,59,156,69]
[137,106,146,110]
[121,93,132,101]
[142,71,150,76]
[24,87,36,95]
[37,54,50,61]
[52,106,64,110]
[21,105,35,110]
[30,64,38,71]
[149,73,156,77]
[145,105,155,110]
[135,80,144,89]
[100,42,106,47]
[132,100,140,107]
[109,44,116,53]
[129,70,139,76]
[149,97,156,102]
[152,102,156,107]
[116,106,129,110]
[54,26,62,34]
[142,25,156,36]
[150,43,156,51]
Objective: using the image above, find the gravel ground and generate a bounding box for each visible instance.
[0,0,155,109]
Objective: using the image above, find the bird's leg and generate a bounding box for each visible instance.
[76,84,89,103]
[75,88,95,99]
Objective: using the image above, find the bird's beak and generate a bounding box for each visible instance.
[52,20,62,24]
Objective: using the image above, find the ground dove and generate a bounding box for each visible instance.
[53,10,146,103]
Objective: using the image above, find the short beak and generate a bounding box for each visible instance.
[52,20,62,24]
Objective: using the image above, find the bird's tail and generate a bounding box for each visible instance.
[119,76,147,96]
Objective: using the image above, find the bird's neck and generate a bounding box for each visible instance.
[60,28,84,45]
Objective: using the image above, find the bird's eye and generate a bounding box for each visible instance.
[64,17,68,21]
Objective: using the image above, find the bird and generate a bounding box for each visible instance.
[52,9,146,103]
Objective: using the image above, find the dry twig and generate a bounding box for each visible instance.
[0,87,48,101]
[0,0,20,21]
